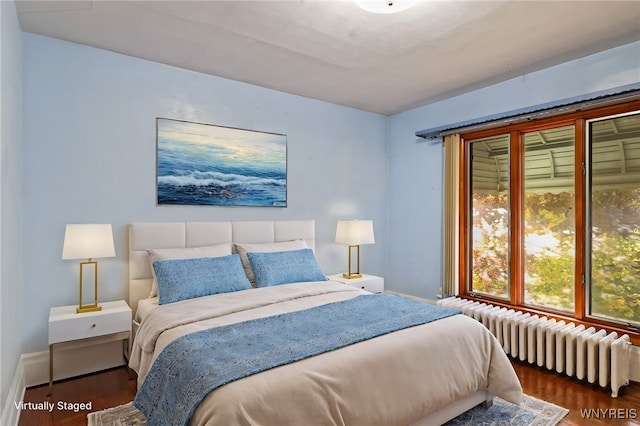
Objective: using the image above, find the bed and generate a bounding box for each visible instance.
[128,220,522,426]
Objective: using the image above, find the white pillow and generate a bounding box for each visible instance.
[234,239,308,285]
[147,244,233,297]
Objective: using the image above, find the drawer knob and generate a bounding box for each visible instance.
[91,323,96,328]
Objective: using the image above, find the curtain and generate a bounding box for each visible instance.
[443,134,461,297]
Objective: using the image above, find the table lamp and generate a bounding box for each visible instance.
[62,223,115,313]
[335,220,375,279]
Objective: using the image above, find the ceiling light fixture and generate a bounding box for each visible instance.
[355,0,417,14]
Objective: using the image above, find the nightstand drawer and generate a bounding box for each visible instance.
[355,279,384,293]
[328,274,384,294]
[49,300,131,344]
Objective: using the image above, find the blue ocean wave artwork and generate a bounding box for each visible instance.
[156,119,287,207]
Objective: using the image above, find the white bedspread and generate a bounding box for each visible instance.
[129,281,522,426]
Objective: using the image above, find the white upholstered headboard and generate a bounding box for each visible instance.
[128,220,315,313]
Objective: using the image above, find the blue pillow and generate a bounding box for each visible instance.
[153,254,251,304]
[247,248,327,287]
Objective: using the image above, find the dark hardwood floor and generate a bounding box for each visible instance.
[511,360,640,426]
[18,367,136,426]
[18,362,640,425]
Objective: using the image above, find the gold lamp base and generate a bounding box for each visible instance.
[77,304,102,314]
[342,273,362,279]
[77,259,102,314]
[342,245,364,280]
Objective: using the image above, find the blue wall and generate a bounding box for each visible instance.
[387,41,640,300]
[20,33,388,354]
[0,0,23,415]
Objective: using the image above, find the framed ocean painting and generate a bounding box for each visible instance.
[156,118,287,207]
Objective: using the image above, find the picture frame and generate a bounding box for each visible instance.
[156,118,287,207]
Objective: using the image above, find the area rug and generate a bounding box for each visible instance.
[443,394,569,426]
[87,394,568,426]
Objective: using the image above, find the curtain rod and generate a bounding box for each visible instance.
[415,83,640,140]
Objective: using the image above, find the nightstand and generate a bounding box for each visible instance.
[48,299,131,395]
[328,274,384,293]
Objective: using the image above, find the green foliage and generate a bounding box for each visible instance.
[523,192,575,312]
[590,187,640,324]
[471,193,509,298]
[471,187,639,325]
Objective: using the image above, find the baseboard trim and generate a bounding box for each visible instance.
[0,355,26,426]
[25,340,126,388]
[21,350,48,388]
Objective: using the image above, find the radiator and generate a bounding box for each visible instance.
[437,297,632,397]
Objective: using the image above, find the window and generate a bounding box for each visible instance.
[469,135,510,299]
[587,112,640,325]
[459,101,640,338]
[522,126,575,313]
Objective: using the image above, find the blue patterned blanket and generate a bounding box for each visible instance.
[133,294,461,426]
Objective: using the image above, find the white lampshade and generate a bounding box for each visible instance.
[335,220,375,245]
[62,224,116,260]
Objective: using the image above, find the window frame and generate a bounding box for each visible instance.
[457,100,640,345]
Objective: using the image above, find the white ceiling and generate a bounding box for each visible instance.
[15,1,640,115]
